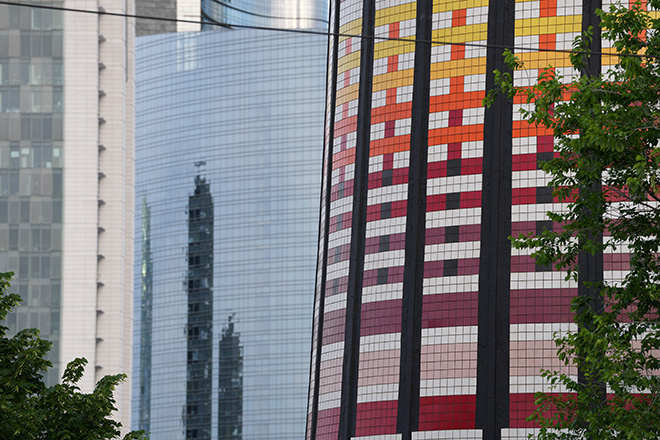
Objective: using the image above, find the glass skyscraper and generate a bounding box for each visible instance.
[133,24,327,439]
[201,0,327,29]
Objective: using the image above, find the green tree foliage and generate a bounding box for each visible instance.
[0,272,147,440]
[486,1,660,439]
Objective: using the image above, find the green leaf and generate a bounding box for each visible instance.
[0,272,149,439]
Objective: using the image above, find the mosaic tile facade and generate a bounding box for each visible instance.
[307,0,607,439]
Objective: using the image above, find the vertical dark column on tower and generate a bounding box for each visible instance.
[581,0,601,76]
[577,0,602,292]
[577,0,605,414]
[396,1,433,438]
[475,0,515,438]
[337,0,376,438]
[308,0,341,438]
[186,176,214,440]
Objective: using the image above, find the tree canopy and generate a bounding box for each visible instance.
[0,271,147,440]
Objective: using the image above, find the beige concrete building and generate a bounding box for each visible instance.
[0,0,135,431]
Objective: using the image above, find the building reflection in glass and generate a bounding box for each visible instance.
[186,175,214,439]
[133,28,326,439]
[139,198,153,433]
[218,315,242,440]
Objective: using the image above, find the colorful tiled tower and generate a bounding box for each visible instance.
[307,0,603,439]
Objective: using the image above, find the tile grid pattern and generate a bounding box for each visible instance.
[508,0,582,429]
[307,2,339,439]
[306,0,632,439]
[419,0,488,432]
[313,0,364,438]
[355,1,418,436]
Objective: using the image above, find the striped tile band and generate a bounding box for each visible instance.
[307,0,604,439]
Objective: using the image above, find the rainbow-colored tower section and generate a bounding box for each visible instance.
[306,0,610,439]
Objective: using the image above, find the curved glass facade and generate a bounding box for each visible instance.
[133,28,327,440]
[201,0,329,29]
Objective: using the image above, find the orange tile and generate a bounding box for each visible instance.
[389,22,400,39]
[539,0,556,17]
[371,102,412,123]
[452,9,467,27]
[428,126,484,146]
[333,148,356,168]
[512,122,552,137]
[450,76,464,95]
[388,55,399,73]
[385,88,398,106]
[429,91,484,112]
[370,135,412,157]
[451,44,465,61]
[539,34,555,51]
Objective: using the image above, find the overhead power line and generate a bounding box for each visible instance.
[202,0,329,25]
[0,0,651,59]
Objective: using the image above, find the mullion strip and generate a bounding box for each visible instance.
[308,1,341,439]
[337,0,376,438]
[577,0,605,409]
[396,0,434,438]
[581,0,601,78]
[475,0,515,438]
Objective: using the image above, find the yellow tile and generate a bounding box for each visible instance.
[434,0,489,13]
[371,70,415,93]
[337,52,362,74]
[515,51,573,69]
[336,84,359,106]
[339,18,362,40]
[374,40,417,56]
[433,23,488,44]
[375,3,417,27]
[430,57,487,79]
[515,16,581,36]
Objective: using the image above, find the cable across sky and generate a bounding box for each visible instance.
[0,0,651,60]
